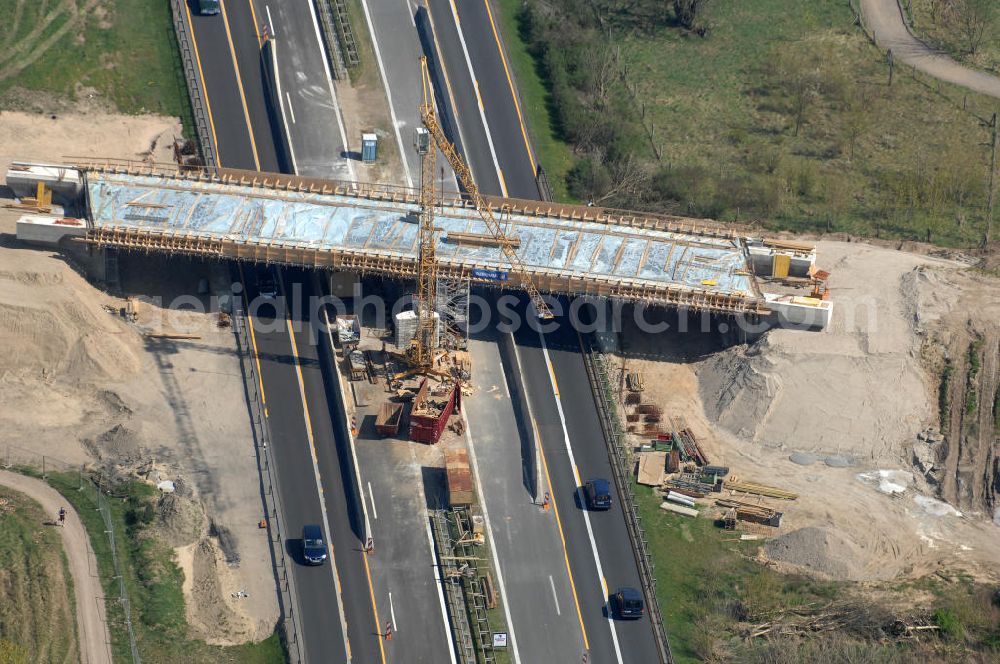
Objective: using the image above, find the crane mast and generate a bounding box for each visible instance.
[416,57,552,320]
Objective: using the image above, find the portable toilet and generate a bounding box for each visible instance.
[361,133,378,163]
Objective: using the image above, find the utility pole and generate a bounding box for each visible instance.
[986,112,997,248]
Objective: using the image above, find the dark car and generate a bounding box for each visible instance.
[196,0,221,15]
[613,587,644,619]
[258,272,278,299]
[584,478,612,510]
[302,525,328,565]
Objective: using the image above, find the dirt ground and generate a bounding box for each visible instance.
[0,110,277,644]
[612,240,1000,583]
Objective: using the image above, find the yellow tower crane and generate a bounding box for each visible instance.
[405,56,552,374]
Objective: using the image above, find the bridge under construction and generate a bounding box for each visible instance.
[70,160,768,315]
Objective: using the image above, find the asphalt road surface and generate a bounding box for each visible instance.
[424,1,665,660]
[241,268,352,664]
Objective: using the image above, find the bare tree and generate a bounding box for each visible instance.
[955,0,995,54]
[673,0,709,30]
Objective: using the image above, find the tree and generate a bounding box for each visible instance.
[673,0,709,31]
[956,0,995,54]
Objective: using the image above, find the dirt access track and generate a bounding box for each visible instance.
[0,470,112,664]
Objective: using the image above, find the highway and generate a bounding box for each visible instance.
[422,1,664,661]
[184,2,382,661]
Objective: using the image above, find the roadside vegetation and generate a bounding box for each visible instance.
[910,0,1000,75]
[38,471,284,664]
[632,481,1000,663]
[0,0,192,125]
[499,0,1000,248]
[0,486,77,664]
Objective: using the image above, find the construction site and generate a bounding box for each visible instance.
[1,10,999,664]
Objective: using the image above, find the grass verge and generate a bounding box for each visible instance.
[0,485,77,664]
[492,0,575,201]
[38,471,285,664]
[0,0,193,131]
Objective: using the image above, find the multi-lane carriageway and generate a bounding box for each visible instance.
[174,0,668,661]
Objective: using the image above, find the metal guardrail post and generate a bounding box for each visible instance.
[231,300,305,663]
[579,334,674,664]
[169,0,218,170]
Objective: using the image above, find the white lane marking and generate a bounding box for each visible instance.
[368,481,378,520]
[304,0,356,180]
[446,0,507,195]
[389,591,398,631]
[539,331,625,664]
[425,510,459,663]
[265,4,275,36]
[285,91,296,124]
[549,575,561,615]
[407,0,416,27]
[268,41,299,174]
[359,0,414,187]
[462,409,522,664]
[280,273,351,663]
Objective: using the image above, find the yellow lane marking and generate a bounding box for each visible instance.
[363,550,388,663]
[482,0,536,172]
[498,169,508,197]
[182,2,222,161]
[548,360,559,396]
[534,417,590,650]
[285,316,352,659]
[219,0,262,170]
[247,0,263,46]
[572,464,581,487]
[238,264,267,408]
[473,79,485,111]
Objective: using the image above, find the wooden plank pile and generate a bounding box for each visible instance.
[724,477,798,500]
[717,497,783,528]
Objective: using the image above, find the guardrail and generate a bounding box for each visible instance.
[1,445,142,664]
[579,335,674,664]
[314,0,350,79]
[231,296,305,663]
[169,0,218,169]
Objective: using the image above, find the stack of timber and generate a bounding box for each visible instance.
[669,417,709,466]
[725,477,798,500]
[717,498,783,528]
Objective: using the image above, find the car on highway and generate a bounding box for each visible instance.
[196,0,220,15]
[302,525,328,565]
[612,586,644,619]
[258,272,278,299]
[584,478,612,510]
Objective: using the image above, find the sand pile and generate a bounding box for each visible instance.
[764,527,870,580]
[0,250,142,385]
[699,241,935,463]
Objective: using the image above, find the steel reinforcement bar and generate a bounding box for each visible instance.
[85,226,767,315]
[579,333,674,664]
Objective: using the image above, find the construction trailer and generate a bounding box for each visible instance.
[408,378,457,444]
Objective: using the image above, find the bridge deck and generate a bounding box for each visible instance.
[84,168,764,313]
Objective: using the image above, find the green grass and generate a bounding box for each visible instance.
[0,485,78,664]
[41,472,285,664]
[497,0,1000,247]
[494,0,575,201]
[0,0,193,128]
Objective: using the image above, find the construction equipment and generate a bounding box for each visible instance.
[416,56,552,321]
[810,269,830,300]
